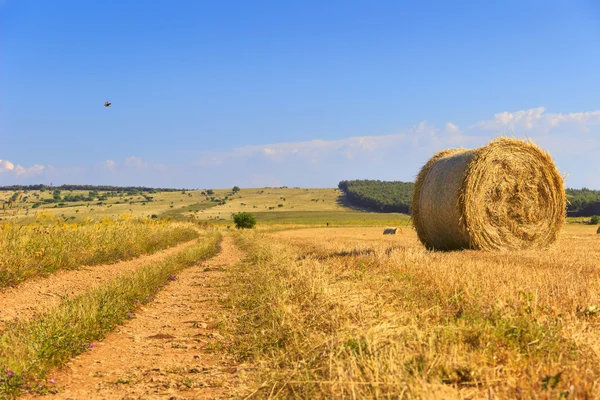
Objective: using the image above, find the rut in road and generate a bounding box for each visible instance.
[0,238,200,329]
[29,235,253,400]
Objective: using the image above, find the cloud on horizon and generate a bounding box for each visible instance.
[2,107,600,189]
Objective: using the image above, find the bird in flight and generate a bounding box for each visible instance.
[104,101,111,107]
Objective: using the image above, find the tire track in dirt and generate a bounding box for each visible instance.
[0,238,200,329]
[28,235,252,400]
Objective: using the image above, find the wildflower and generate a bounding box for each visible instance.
[168,275,177,281]
[49,378,55,384]
[89,343,95,349]
[6,369,14,377]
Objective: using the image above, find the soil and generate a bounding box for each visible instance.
[26,235,252,400]
[0,239,200,329]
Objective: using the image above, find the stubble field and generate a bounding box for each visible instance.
[0,187,598,399]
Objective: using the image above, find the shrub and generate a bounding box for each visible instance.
[232,186,240,193]
[233,212,256,229]
[590,215,600,225]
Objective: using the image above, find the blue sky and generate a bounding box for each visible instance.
[1,0,600,188]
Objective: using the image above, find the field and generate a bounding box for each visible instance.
[0,187,407,227]
[1,187,599,398]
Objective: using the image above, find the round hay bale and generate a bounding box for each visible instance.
[596,226,600,234]
[411,138,565,251]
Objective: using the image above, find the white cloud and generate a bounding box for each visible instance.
[122,156,166,171]
[0,159,45,178]
[0,160,15,173]
[14,164,45,177]
[190,106,600,188]
[470,106,600,134]
[4,106,600,189]
[125,156,145,168]
[96,159,116,172]
[196,121,439,167]
[445,122,459,134]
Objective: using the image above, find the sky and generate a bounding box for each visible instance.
[1,0,600,189]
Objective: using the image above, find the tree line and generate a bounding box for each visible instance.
[338,180,414,213]
[0,184,185,193]
[339,180,600,217]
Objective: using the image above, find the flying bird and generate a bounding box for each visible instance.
[104,101,111,107]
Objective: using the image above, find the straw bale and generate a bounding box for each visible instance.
[411,138,565,251]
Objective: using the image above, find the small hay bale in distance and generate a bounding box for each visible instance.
[411,138,565,251]
[597,226,600,234]
[383,227,398,235]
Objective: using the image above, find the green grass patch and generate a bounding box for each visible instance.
[0,232,220,398]
[250,211,410,226]
[158,202,217,221]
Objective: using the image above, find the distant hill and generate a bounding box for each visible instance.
[339,180,600,217]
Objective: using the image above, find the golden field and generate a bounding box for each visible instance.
[1,187,599,398]
[225,223,600,398]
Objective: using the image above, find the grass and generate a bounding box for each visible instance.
[223,225,600,398]
[0,231,220,398]
[0,213,199,288]
[0,187,357,225]
[158,202,217,220]
[250,211,410,226]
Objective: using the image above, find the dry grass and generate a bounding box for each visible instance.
[225,225,600,398]
[0,212,198,288]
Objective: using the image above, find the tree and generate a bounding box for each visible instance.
[206,189,214,195]
[232,186,240,193]
[591,215,600,225]
[233,212,256,229]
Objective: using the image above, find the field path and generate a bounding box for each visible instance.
[28,235,251,400]
[0,238,200,329]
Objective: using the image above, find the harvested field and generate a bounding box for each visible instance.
[223,224,600,398]
[1,204,599,398]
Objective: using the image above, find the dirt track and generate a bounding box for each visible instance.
[27,235,251,400]
[0,238,200,329]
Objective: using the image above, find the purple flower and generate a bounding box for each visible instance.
[6,369,14,377]
[89,343,95,349]
[168,275,177,281]
[49,378,55,384]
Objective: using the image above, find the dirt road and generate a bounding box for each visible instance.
[0,238,200,329]
[27,235,251,400]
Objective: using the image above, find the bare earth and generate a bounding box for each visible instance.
[0,238,200,329]
[27,235,251,400]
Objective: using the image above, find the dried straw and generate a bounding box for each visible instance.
[412,138,566,251]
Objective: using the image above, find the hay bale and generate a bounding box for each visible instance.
[597,226,600,234]
[383,227,398,235]
[412,138,565,251]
